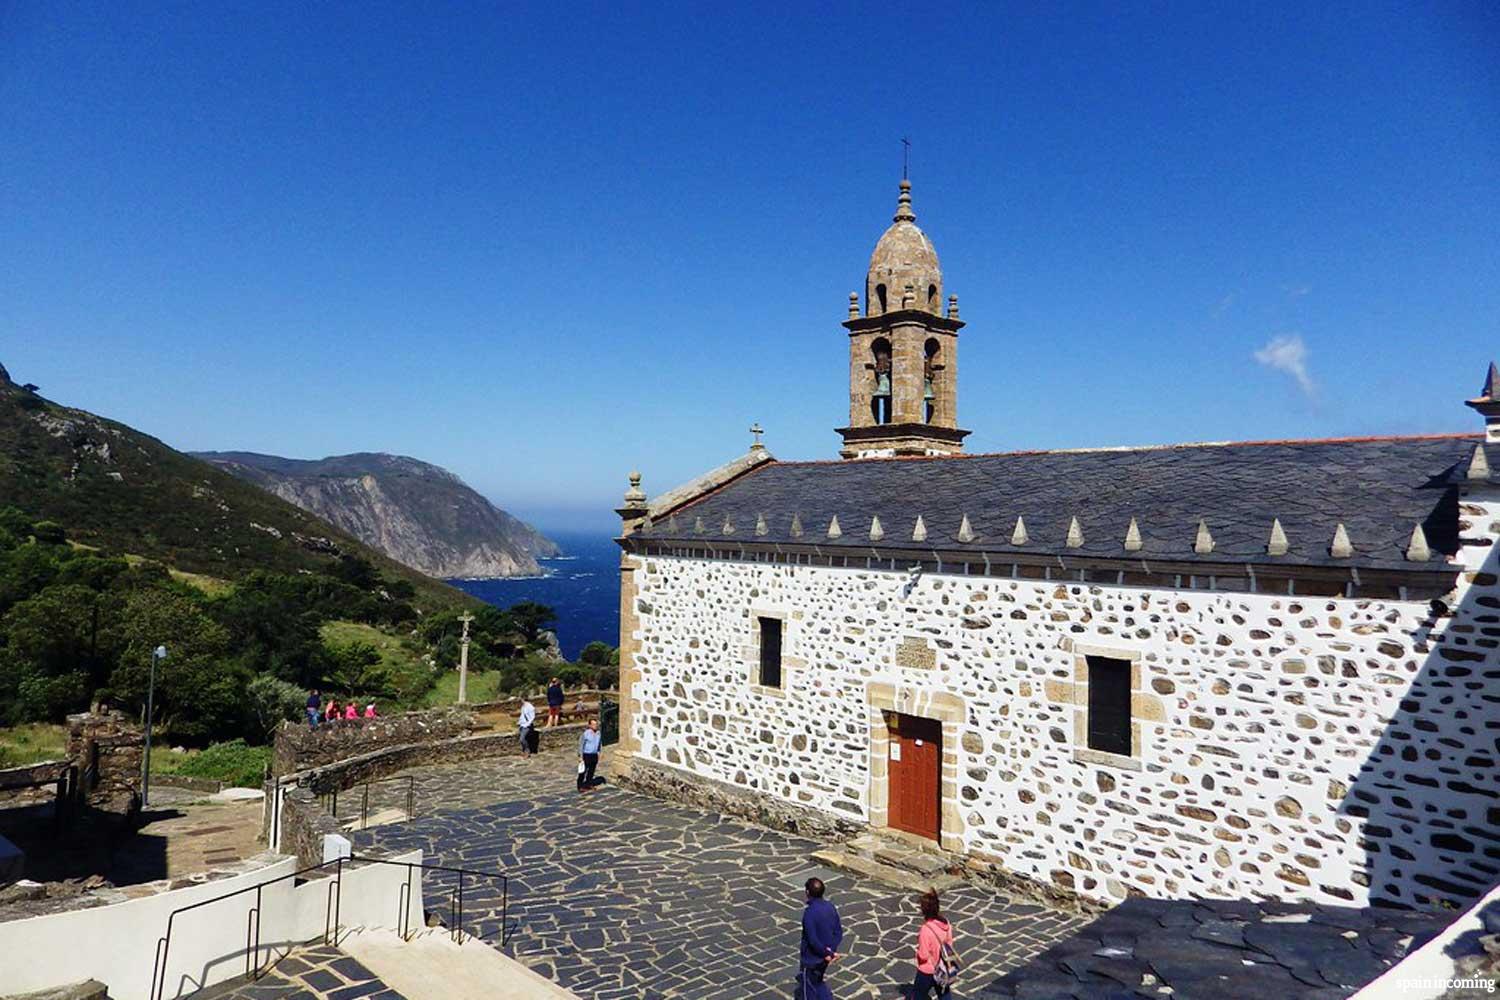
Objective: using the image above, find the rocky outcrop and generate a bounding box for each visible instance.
[195,451,558,578]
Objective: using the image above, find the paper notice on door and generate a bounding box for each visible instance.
[889,743,901,761]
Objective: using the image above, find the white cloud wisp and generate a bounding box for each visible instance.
[1254,334,1314,396]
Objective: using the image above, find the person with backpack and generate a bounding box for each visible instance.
[911,888,960,999]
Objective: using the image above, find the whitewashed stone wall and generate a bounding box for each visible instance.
[625,498,1500,909]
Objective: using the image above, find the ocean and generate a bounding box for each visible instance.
[447,530,621,660]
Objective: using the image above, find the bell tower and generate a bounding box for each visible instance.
[838,179,970,459]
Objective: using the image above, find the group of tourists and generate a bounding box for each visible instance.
[515,679,604,793]
[303,689,377,728]
[800,878,961,1000]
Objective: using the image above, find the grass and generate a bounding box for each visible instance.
[422,668,504,707]
[0,722,69,768]
[152,739,271,788]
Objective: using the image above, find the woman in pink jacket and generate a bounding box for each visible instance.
[911,889,958,999]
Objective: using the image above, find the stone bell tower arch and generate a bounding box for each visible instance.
[838,179,970,459]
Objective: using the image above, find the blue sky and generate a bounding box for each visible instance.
[3,3,1497,533]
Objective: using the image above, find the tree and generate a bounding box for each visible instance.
[30,521,66,545]
[246,674,307,739]
[323,640,391,698]
[109,588,240,744]
[578,641,618,667]
[0,583,123,719]
[508,601,556,647]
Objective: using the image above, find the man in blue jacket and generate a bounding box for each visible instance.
[798,877,843,1000]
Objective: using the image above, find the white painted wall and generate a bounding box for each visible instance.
[629,511,1500,910]
[0,850,424,1000]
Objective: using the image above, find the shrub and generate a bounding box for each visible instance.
[169,739,272,788]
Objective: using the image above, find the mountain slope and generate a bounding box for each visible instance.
[194,451,559,578]
[0,365,475,611]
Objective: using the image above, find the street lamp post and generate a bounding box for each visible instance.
[457,612,474,704]
[141,644,166,808]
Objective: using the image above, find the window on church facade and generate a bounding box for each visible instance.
[875,283,887,314]
[757,617,783,688]
[1086,656,1132,756]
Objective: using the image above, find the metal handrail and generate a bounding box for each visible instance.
[147,853,511,999]
[346,854,510,948]
[148,857,345,1000]
[319,774,417,831]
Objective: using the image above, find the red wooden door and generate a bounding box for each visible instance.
[888,713,942,841]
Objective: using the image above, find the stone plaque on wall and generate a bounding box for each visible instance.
[894,635,936,670]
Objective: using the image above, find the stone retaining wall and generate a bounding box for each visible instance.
[272,707,477,777]
[617,755,862,843]
[269,724,587,866]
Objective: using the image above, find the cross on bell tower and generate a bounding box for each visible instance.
[836,177,970,459]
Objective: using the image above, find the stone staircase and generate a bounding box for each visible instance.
[341,927,580,999]
[811,832,966,893]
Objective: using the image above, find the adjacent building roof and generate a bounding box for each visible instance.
[634,434,1481,572]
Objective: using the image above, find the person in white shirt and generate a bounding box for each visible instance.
[518,698,537,757]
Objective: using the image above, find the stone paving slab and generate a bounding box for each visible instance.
[349,750,1452,999]
[202,942,408,1000]
[353,751,1087,999]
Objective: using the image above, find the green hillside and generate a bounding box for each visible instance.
[0,365,474,613]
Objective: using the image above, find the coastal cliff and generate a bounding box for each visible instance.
[195,451,558,578]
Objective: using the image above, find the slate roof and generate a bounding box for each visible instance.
[635,435,1483,572]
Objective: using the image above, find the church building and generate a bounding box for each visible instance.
[612,180,1500,911]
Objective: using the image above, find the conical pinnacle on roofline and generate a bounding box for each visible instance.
[667,513,679,533]
[912,516,927,542]
[755,513,768,537]
[956,514,975,543]
[1267,518,1289,556]
[1406,523,1431,562]
[1482,362,1500,400]
[1065,517,1084,548]
[640,516,653,532]
[789,513,804,538]
[827,515,842,539]
[1011,516,1028,546]
[1123,518,1142,552]
[721,515,735,535]
[1467,444,1491,480]
[869,516,885,542]
[693,516,706,535]
[1194,519,1215,555]
[1329,523,1353,559]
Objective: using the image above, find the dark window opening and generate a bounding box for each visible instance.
[927,284,938,311]
[1086,656,1132,756]
[871,338,893,425]
[923,338,940,425]
[758,617,783,688]
[875,284,887,314]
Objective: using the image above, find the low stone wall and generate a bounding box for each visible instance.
[615,754,863,843]
[270,724,587,866]
[272,706,478,777]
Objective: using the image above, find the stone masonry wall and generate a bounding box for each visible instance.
[271,707,477,777]
[269,724,587,863]
[624,527,1500,910]
[64,710,142,813]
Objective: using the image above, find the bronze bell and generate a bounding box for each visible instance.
[874,372,891,397]
[923,377,935,400]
